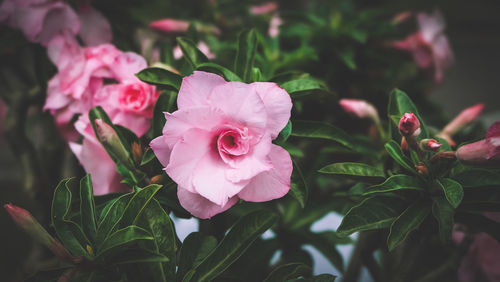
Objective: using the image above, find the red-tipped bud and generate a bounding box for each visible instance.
[456,121,500,165]
[339,99,380,124]
[420,139,442,152]
[149,19,190,33]
[399,113,421,137]
[95,119,132,167]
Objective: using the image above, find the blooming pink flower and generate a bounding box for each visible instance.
[149,18,190,33]
[391,9,454,83]
[456,121,500,165]
[150,71,293,218]
[439,104,484,146]
[173,41,215,60]
[250,2,278,15]
[399,113,421,137]
[0,0,80,46]
[77,4,112,46]
[339,99,379,123]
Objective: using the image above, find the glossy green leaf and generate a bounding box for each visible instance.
[141,147,157,166]
[387,200,431,251]
[111,249,169,265]
[177,37,209,68]
[431,197,455,242]
[337,197,408,237]
[119,184,163,228]
[384,140,416,173]
[363,175,425,195]
[234,29,258,82]
[319,162,385,183]
[439,178,464,208]
[387,89,428,138]
[136,67,182,90]
[288,274,336,282]
[263,263,311,282]
[96,225,153,257]
[280,79,330,98]
[291,120,352,149]
[177,232,218,281]
[80,174,97,242]
[196,62,242,81]
[275,120,292,144]
[185,210,279,282]
[152,91,176,138]
[96,193,133,244]
[290,160,308,208]
[452,168,500,188]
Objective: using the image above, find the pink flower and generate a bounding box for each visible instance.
[0,0,80,46]
[399,112,421,137]
[268,13,283,38]
[391,9,454,83]
[439,104,484,146]
[250,2,278,15]
[77,4,112,46]
[149,18,190,33]
[456,121,500,165]
[150,71,293,218]
[420,139,442,152]
[173,41,215,60]
[339,99,379,123]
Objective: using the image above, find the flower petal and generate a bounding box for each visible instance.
[78,6,112,46]
[177,187,238,219]
[149,135,172,168]
[177,71,226,109]
[252,82,292,139]
[238,144,292,202]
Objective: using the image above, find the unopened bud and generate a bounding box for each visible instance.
[149,19,189,33]
[150,174,164,184]
[399,113,421,137]
[419,139,442,152]
[456,121,500,165]
[339,99,380,124]
[439,104,484,145]
[95,119,133,168]
[132,142,143,164]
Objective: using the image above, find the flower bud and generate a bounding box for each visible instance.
[150,174,164,184]
[95,119,133,168]
[132,142,143,164]
[149,19,190,33]
[456,121,500,165]
[4,203,77,262]
[339,99,380,124]
[439,104,484,146]
[250,2,278,15]
[399,113,421,137]
[419,139,442,152]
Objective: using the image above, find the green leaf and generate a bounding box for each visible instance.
[234,29,258,82]
[336,48,356,70]
[177,232,217,281]
[279,79,331,98]
[291,120,353,149]
[263,263,311,282]
[318,162,385,183]
[138,199,177,281]
[96,225,153,257]
[185,210,279,282]
[136,67,182,90]
[111,249,169,265]
[431,197,455,242]
[452,168,500,188]
[196,62,242,82]
[80,174,97,243]
[251,67,262,82]
[275,120,292,144]
[141,147,157,166]
[287,274,336,282]
[290,160,308,208]
[118,184,163,228]
[51,178,89,256]
[384,141,416,173]
[337,197,408,237]
[363,175,425,195]
[152,91,176,138]
[439,178,464,208]
[387,89,428,138]
[96,193,133,244]
[177,37,209,68]
[387,200,431,251]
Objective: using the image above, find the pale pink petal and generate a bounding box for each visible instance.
[418,9,445,43]
[112,52,148,82]
[109,111,150,137]
[78,6,112,46]
[177,187,238,219]
[47,32,86,90]
[238,145,292,202]
[432,35,454,83]
[149,135,172,167]
[44,75,72,110]
[177,71,226,109]
[252,82,292,139]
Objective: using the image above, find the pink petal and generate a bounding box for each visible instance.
[177,187,238,219]
[44,75,72,110]
[78,6,112,46]
[149,18,190,33]
[432,35,454,83]
[417,9,445,43]
[112,52,148,82]
[253,82,292,138]
[486,121,500,138]
[149,135,172,167]
[238,144,292,202]
[177,71,226,109]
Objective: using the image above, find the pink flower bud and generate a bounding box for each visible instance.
[441,104,484,137]
[419,139,442,152]
[456,121,500,165]
[399,113,421,137]
[95,119,133,168]
[149,19,190,33]
[250,2,278,15]
[339,99,380,123]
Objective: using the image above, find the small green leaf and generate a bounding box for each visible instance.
[439,178,464,208]
[363,175,425,195]
[291,120,353,149]
[136,67,182,90]
[234,29,258,82]
[263,263,311,282]
[387,200,431,251]
[318,162,385,183]
[186,210,279,282]
[431,197,455,242]
[177,232,218,281]
[96,225,153,257]
[177,37,209,68]
[337,197,408,237]
[110,249,169,265]
[452,168,500,188]
[384,140,416,173]
[290,159,308,208]
[141,148,157,166]
[196,62,242,81]
[279,79,331,98]
[80,174,97,242]
[275,120,292,144]
[387,89,428,138]
[96,193,133,244]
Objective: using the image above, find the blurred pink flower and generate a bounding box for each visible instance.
[250,2,278,15]
[439,103,484,146]
[77,4,112,46]
[173,41,215,60]
[339,99,379,123]
[456,121,500,165]
[150,71,293,218]
[391,9,454,83]
[149,18,190,33]
[268,13,283,38]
